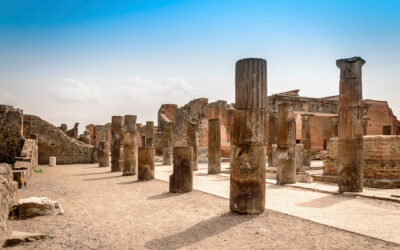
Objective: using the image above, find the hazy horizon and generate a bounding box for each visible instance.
[1,0,399,134]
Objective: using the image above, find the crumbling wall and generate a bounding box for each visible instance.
[158,104,178,132]
[323,136,400,179]
[0,105,24,164]
[23,115,94,164]
[365,100,400,135]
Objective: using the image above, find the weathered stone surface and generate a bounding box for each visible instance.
[329,116,339,138]
[162,123,173,165]
[145,121,154,147]
[267,111,277,167]
[66,123,79,139]
[0,105,23,164]
[13,171,26,189]
[337,57,365,193]
[49,156,56,167]
[18,197,64,219]
[23,115,94,164]
[169,147,193,193]
[301,114,313,167]
[98,141,110,167]
[0,163,18,246]
[122,115,138,176]
[277,103,296,185]
[111,116,123,172]
[187,121,199,171]
[138,147,155,180]
[230,58,267,214]
[208,119,221,174]
[295,144,304,173]
[3,231,47,247]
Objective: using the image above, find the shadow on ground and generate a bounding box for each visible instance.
[145,212,256,249]
[296,194,355,208]
[82,175,126,181]
[147,192,184,200]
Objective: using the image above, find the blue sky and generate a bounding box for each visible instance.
[0,0,399,131]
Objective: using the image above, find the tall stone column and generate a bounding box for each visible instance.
[162,122,173,165]
[230,58,267,214]
[169,146,193,193]
[122,115,138,176]
[98,141,109,167]
[111,116,123,172]
[145,121,154,147]
[329,116,339,138]
[138,147,155,180]
[187,121,199,171]
[301,114,313,168]
[208,119,221,174]
[267,111,277,167]
[337,57,365,193]
[276,103,296,184]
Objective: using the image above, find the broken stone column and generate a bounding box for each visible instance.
[187,121,199,171]
[230,58,267,214]
[169,146,193,193]
[111,116,123,172]
[329,116,339,138]
[60,124,67,133]
[145,121,154,147]
[98,141,109,167]
[138,147,155,180]
[267,111,277,167]
[122,115,138,176]
[208,119,221,174]
[49,157,56,167]
[162,122,173,165]
[301,114,313,168]
[337,57,365,193]
[277,103,296,185]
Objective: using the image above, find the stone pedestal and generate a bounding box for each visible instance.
[169,147,193,193]
[301,114,313,167]
[111,116,123,172]
[208,119,221,174]
[122,115,138,176]
[49,157,56,167]
[138,147,155,180]
[187,121,199,171]
[162,123,173,165]
[98,141,109,167]
[145,121,154,147]
[337,57,365,193]
[267,111,277,167]
[230,58,267,214]
[277,103,296,185]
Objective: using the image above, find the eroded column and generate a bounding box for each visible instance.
[169,146,193,193]
[145,121,154,147]
[329,116,339,138]
[122,115,138,176]
[162,122,173,165]
[277,103,296,184]
[267,111,277,167]
[111,116,123,172]
[98,141,109,167]
[138,147,155,180]
[230,58,267,214]
[187,121,199,171]
[337,57,365,193]
[301,114,313,168]
[208,119,221,174]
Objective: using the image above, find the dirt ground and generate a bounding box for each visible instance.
[7,164,400,249]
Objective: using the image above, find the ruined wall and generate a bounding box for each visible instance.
[23,115,94,164]
[365,100,400,135]
[158,104,178,132]
[323,136,400,179]
[0,105,24,164]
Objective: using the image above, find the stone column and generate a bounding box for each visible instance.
[208,119,221,174]
[329,116,339,138]
[60,124,67,133]
[145,121,154,147]
[98,141,109,167]
[187,121,199,171]
[267,111,277,167]
[337,57,365,193]
[230,58,267,214]
[111,116,123,172]
[138,147,155,180]
[162,122,173,165]
[301,114,313,168]
[169,146,193,193]
[277,103,296,184]
[122,115,138,176]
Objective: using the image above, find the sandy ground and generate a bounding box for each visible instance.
[7,164,400,249]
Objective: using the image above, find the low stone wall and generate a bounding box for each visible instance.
[323,136,400,179]
[23,115,94,164]
[0,163,18,245]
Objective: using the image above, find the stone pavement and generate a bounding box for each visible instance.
[155,162,400,244]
